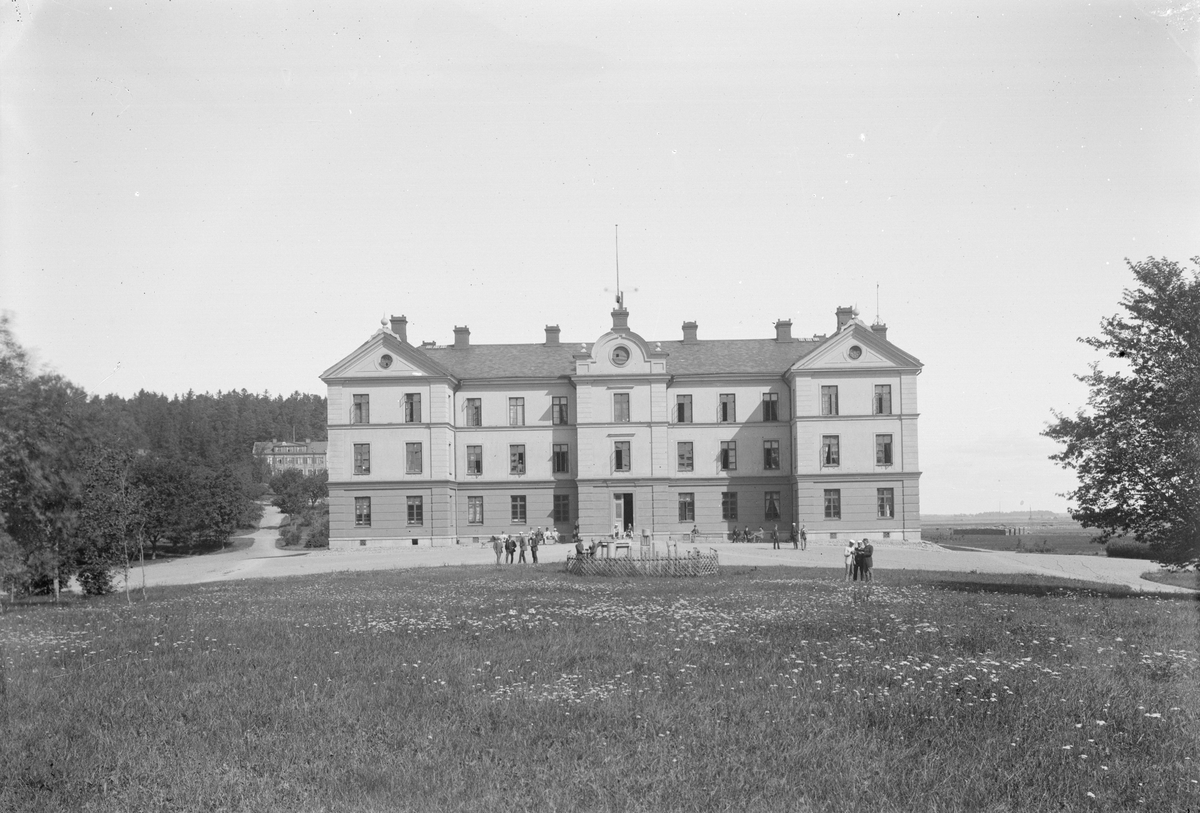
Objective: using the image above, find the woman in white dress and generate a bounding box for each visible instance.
[843,540,856,581]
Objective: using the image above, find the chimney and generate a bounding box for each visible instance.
[871,322,888,341]
[389,315,408,343]
[612,305,629,331]
[453,325,470,349]
[774,319,793,342]
[544,325,561,346]
[835,306,857,332]
[681,321,698,343]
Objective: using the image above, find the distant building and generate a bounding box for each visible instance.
[320,303,922,549]
[253,440,328,476]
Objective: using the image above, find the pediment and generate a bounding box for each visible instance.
[790,322,921,372]
[319,330,452,381]
[575,329,668,376]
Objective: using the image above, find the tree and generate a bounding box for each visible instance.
[0,315,90,599]
[269,469,308,517]
[77,447,150,600]
[1044,257,1200,566]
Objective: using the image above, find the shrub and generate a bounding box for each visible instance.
[306,510,329,548]
[76,564,114,596]
[1104,538,1160,561]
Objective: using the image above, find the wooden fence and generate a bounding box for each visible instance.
[564,552,719,578]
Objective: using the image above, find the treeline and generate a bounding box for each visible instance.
[0,316,327,598]
[88,388,327,476]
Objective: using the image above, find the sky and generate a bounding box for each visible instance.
[2,0,1198,515]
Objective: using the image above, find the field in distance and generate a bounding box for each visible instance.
[1,566,1195,812]
[924,512,1115,555]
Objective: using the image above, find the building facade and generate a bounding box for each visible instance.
[320,305,921,549]
[253,440,328,476]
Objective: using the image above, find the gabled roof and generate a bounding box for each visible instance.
[652,338,822,375]
[253,440,328,455]
[420,337,825,378]
[325,317,919,382]
[422,344,578,379]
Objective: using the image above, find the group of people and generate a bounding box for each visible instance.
[490,527,559,565]
[723,523,808,550]
[844,538,874,581]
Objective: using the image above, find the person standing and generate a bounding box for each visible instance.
[505,534,516,564]
[800,524,808,551]
[860,538,874,582]
[843,539,856,581]
[529,531,539,564]
[491,535,503,566]
[518,533,527,563]
[575,537,585,557]
[690,525,699,544]
[771,525,780,550]
[790,523,799,550]
[852,540,868,581]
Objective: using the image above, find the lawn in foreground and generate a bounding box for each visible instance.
[0,567,1196,812]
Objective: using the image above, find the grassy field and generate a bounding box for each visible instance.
[1,566,1197,812]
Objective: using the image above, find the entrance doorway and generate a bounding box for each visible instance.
[613,493,634,536]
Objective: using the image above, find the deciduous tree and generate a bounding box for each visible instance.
[1044,257,1200,566]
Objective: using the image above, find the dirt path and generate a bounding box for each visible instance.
[124,528,1194,594]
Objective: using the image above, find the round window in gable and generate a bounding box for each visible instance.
[848,345,863,360]
[611,345,631,366]
[379,354,394,369]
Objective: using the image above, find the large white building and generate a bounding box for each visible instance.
[320,303,922,549]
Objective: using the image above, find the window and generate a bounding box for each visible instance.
[678,492,695,522]
[874,385,892,415]
[722,492,738,521]
[553,494,570,523]
[821,435,840,467]
[614,441,631,472]
[353,443,371,475]
[511,495,526,524]
[765,491,781,521]
[719,393,736,422]
[824,489,841,520]
[354,497,371,526]
[821,386,839,416]
[763,440,780,470]
[613,392,630,423]
[508,397,525,426]
[404,393,422,423]
[552,396,569,425]
[407,496,423,526]
[677,442,694,472]
[553,443,570,474]
[720,441,737,471]
[876,434,893,466]
[468,496,484,524]
[676,394,693,423]
[467,445,483,475]
[762,392,779,422]
[878,488,895,519]
[509,445,525,474]
[465,398,482,426]
[405,442,422,474]
[352,394,369,424]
